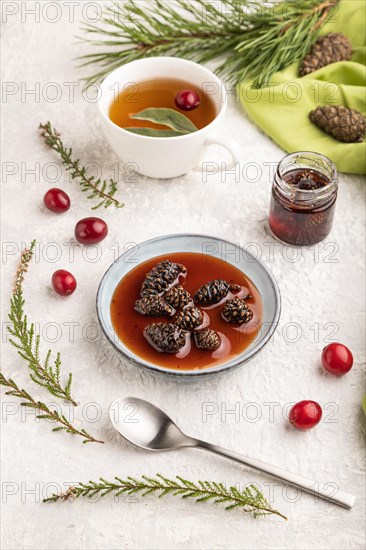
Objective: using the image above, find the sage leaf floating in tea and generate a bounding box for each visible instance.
[131,108,198,133]
[123,128,186,137]
[126,107,198,137]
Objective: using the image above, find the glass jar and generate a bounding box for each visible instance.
[269,151,338,246]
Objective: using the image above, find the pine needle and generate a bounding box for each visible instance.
[79,0,339,88]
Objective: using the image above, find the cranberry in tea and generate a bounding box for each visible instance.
[269,152,338,246]
[175,89,201,111]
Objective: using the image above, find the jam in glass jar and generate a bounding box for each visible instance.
[269,152,338,246]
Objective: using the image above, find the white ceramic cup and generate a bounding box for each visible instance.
[97,57,242,178]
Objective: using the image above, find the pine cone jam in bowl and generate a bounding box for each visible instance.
[96,234,281,376]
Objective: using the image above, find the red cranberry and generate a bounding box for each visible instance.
[52,270,77,296]
[43,188,70,213]
[75,217,108,244]
[321,343,353,376]
[289,400,322,430]
[175,90,201,111]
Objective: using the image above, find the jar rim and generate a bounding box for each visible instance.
[276,151,338,195]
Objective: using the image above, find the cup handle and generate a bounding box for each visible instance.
[194,132,242,172]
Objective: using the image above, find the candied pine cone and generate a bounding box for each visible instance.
[194,280,241,306]
[194,329,221,352]
[299,33,352,76]
[144,323,187,354]
[306,212,326,227]
[289,169,328,190]
[309,105,366,143]
[134,295,174,317]
[174,307,203,331]
[141,260,187,297]
[221,298,253,325]
[297,180,324,191]
[164,285,192,309]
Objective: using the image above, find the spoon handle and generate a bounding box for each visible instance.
[195,440,355,509]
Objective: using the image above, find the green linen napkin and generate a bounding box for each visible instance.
[239,0,366,175]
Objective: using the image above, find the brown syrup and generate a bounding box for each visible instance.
[110,252,263,371]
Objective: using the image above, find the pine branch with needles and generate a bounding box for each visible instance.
[44,473,286,519]
[79,0,339,88]
[0,373,104,444]
[8,240,77,406]
[39,122,124,210]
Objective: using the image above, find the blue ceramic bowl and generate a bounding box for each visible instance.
[96,234,281,376]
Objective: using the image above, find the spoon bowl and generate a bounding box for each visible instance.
[109,397,193,450]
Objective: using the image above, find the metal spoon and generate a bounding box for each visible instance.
[109,396,355,510]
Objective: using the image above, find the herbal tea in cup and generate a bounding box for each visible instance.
[109,78,217,135]
[98,57,242,178]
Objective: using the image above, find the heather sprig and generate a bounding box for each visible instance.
[0,374,104,444]
[39,122,124,210]
[44,473,286,520]
[8,241,77,406]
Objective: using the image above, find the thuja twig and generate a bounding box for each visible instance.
[39,122,124,210]
[79,0,339,88]
[44,474,286,520]
[8,241,77,406]
[0,373,104,444]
